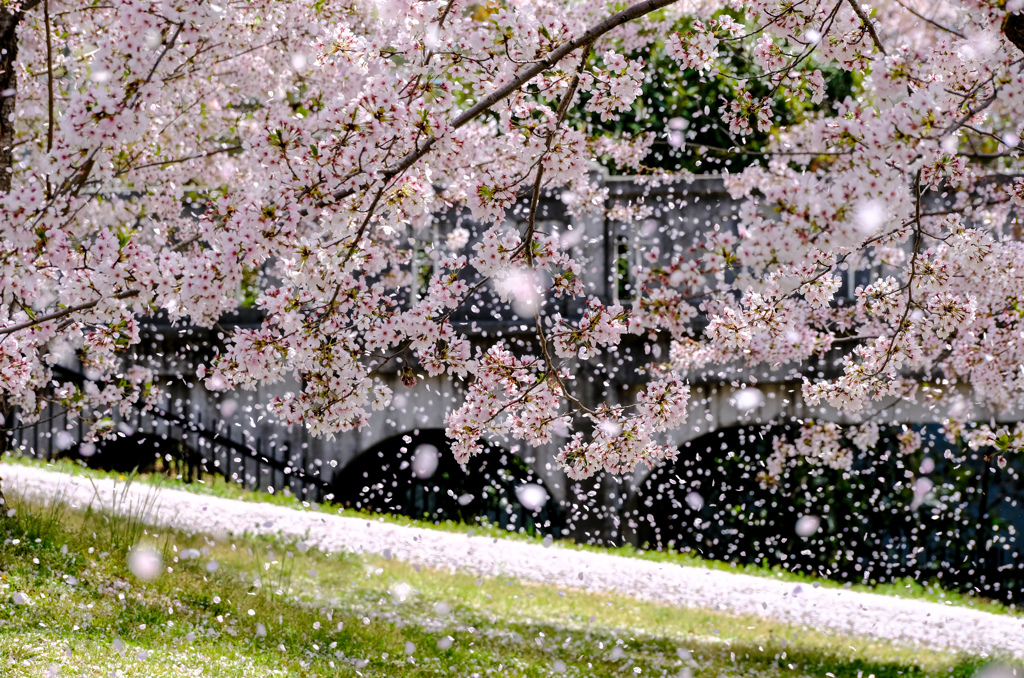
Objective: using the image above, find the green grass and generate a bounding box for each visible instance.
[3,453,1018,620]
[0,487,1000,678]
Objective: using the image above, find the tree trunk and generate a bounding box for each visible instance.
[1005,12,1024,53]
[0,8,24,194]
[0,6,30,517]
[1,1,42,522]
[0,396,11,518]
[0,9,20,517]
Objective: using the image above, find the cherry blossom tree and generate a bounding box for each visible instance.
[2,0,1024,504]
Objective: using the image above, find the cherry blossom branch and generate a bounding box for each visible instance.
[43,0,53,155]
[437,0,457,28]
[765,1,844,96]
[49,5,114,17]
[520,42,595,416]
[31,19,185,220]
[162,37,287,83]
[128,145,243,173]
[961,124,1024,153]
[481,373,555,427]
[170,235,202,252]
[320,0,681,208]
[845,0,887,55]
[936,60,1024,139]
[303,273,497,413]
[867,170,924,378]
[320,35,596,328]
[0,290,141,338]
[890,0,964,38]
[338,183,387,268]
[678,140,853,157]
[719,0,814,42]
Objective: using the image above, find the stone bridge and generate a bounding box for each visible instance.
[7,174,1021,589]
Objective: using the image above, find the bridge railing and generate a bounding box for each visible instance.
[2,369,330,504]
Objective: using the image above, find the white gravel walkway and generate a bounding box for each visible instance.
[4,463,1023,658]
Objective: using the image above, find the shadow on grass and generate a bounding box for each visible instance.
[0,485,1007,678]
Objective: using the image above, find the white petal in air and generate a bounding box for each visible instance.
[910,477,934,510]
[411,444,439,479]
[516,483,548,511]
[795,515,820,538]
[55,431,75,451]
[128,547,162,581]
[733,387,764,412]
[855,199,885,234]
[391,582,413,602]
[219,399,238,417]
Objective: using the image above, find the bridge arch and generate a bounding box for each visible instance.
[331,428,568,537]
[620,422,1024,598]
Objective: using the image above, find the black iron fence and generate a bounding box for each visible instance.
[2,370,330,504]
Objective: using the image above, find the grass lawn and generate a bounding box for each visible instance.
[2,454,1017,620]
[0,479,1003,678]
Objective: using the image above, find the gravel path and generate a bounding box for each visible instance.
[4,463,1023,658]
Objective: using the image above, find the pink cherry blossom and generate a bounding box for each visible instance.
[1,0,1023,478]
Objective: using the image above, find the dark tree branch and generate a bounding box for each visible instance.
[846,0,887,55]
[0,289,141,338]
[43,0,53,153]
[891,0,964,38]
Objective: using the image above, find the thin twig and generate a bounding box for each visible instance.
[523,43,597,417]
[868,170,923,377]
[437,0,457,29]
[846,0,887,55]
[0,290,141,338]
[339,183,386,267]
[126,144,242,173]
[890,0,964,38]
